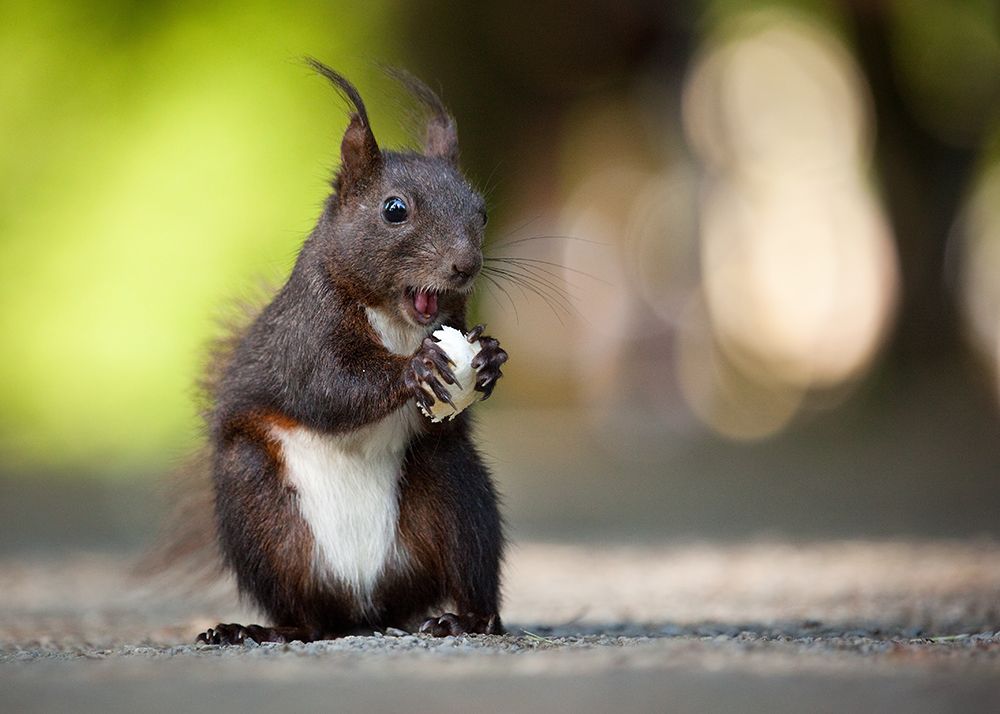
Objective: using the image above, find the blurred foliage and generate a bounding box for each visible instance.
[0,0,413,470]
[3,0,1000,479]
[889,0,1000,146]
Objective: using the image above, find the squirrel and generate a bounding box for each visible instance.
[191,59,509,645]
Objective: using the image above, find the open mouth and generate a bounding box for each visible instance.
[405,287,441,325]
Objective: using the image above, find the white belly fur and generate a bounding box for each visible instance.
[272,307,430,615]
[273,409,423,614]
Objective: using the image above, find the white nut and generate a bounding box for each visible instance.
[419,326,483,422]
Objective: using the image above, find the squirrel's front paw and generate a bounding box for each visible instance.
[404,336,458,411]
[467,325,508,400]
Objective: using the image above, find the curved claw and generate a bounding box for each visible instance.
[196,623,255,646]
[467,324,486,342]
[475,369,502,400]
[422,337,456,367]
[471,337,507,371]
[462,331,508,402]
[420,337,459,386]
[420,613,464,637]
[406,361,432,409]
[419,612,504,637]
[405,359,430,388]
[476,377,500,400]
[409,354,456,409]
[426,375,456,408]
[413,386,434,411]
[470,339,492,369]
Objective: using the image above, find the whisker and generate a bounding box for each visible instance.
[479,272,519,324]
[485,264,577,307]
[485,258,587,296]
[488,215,544,242]
[485,255,614,287]
[478,159,506,204]
[484,266,533,304]
[487,233,608,253]
[482,267,566,325]
[475,275,504,317]
[487,259,584,299]
[483,265,580,323]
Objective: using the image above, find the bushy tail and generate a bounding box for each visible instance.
[131,286,270,595]
[131,447,222,586]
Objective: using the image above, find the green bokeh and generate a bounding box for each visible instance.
[0,0,407,472]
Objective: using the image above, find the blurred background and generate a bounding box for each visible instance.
[2,0,1000,553]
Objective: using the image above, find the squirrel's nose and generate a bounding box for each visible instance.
[450,256,481,285]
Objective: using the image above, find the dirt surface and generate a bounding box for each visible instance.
[2,540,1000,712]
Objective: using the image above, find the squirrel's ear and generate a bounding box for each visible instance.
[336,113,382,197]
[383,67,459,166]
[424,114,459,166]
[304,58,382,197]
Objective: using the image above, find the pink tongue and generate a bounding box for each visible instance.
[414,289,438,317]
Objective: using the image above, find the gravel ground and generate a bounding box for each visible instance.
[2,540,1000,712]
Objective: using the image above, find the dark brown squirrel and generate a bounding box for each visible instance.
[192,59,508,645]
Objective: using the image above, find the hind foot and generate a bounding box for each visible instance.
[419,612,504,637]
[196,623,319,645]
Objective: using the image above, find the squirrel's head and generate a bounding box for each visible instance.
[308,60,486,328]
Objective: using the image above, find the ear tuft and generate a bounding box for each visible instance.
[384,67,459,165]
[305,57,382,197]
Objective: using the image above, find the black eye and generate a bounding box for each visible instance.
[480,210,488,227]
[382,196,408,223]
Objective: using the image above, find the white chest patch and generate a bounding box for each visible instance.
[365,306,436,356]
[273,407,424,615]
